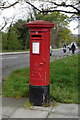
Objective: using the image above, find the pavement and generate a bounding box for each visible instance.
[0,50,80,119]
[0,96,79,119]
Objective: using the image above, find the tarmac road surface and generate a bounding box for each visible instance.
[1,48,79,79]
[2,54,30,79]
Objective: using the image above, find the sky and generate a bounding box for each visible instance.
[0,0,79,34]
[69,21,78,34]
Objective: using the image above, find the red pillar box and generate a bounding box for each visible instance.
[26,20,54,106]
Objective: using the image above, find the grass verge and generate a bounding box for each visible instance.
[3,68,29,98]
[2,54,79,103]
[50,54,79,103]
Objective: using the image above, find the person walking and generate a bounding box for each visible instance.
[63,43,67,53]
[71,43,76,54]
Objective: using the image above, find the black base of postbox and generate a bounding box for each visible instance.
[29,84,50,106]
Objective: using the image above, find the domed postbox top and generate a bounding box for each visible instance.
[26,20,54,28]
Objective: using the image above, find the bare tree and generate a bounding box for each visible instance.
[0,0,80,31]
[25,1,80,15]
[0,0,80,14]
[0,1,19,9]
[0,17,7,31]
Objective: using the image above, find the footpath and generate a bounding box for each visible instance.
[2,97,79,118]
[0,50,80,119]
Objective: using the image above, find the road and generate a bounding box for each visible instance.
[1,48,79,80]
[2,54,30,79]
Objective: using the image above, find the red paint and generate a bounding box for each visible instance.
[26,20,54,86]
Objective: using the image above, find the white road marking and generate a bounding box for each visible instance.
[0,57,18,60]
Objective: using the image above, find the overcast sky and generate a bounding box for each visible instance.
[0,0,78,34]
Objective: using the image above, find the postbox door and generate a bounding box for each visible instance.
[30,31,50,86]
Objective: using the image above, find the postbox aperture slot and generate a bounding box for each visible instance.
[32,35,42,38]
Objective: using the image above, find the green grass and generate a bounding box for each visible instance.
[2,54,79,103]
[24,99,34,108]
[3,68,30,98]
[50,54,79,103]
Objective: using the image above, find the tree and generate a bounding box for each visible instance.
[14,19,30,50]
[57,27,74,47]
[31,10,72,47]
[4,11,73,49]
[2,19,30,51]
[6,26,21,50]
[35,11,72,47]
[2,32,7,50]
[1,1,79,49]
[0,32,2,51]
[0,0,80,15]
[0,0,80,31]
